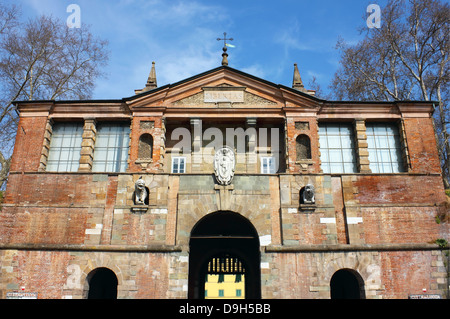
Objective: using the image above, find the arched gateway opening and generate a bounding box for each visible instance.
[330,269,365,299]
[87,268,118,299]
[188,211,261,299]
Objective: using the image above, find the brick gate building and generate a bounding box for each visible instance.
[0,58,448,299]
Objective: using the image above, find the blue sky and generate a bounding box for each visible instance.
[14,0,388,100]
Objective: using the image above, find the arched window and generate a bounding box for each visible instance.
[296,134,311,161]
[87,268,118,299]
[138,134,153,160]
[330,269,365,299]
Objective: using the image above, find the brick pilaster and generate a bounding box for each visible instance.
[38,119,53,172]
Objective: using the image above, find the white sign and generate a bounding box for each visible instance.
[6,292,38,299]
[409,294,442,299]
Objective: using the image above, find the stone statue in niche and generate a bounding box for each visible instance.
[134,176,148,205]
[301,184,315,204]
[214,146,235,186]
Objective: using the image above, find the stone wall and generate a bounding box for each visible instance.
[0,170,447,299]
[262,249,447,299]
[1,247,445,299]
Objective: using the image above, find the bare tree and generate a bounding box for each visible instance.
[0,4,109,189]
[330,0,449,187]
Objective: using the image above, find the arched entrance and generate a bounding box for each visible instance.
[330,269,365,299]
[188,211,261,299]
[87,267,118,299]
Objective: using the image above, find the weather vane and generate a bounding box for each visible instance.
[217,32,234,48]
[217,32,234,66]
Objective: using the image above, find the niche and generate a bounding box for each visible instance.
[296,134,311,161]
[138,133,153,160]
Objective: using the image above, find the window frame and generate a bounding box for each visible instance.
[260,156,276,174]
[46,122,83,172]
[318,123,358,174]
[92,122,130,173]
[366,123,405,173]
[171,156,186,173]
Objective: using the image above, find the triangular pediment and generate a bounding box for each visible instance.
[171,84,277,107]
[126,66,322,110]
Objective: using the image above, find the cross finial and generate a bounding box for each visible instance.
[217,32,233,66]
[217,32,233,47]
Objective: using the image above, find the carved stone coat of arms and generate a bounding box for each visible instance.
[214,146,236,186]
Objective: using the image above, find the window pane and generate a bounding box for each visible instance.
[329,149,342,163]
[343,163,356,173]
[321,150,329,162]
[321,163,330,174]
[51,135,64,148]
[373,125,386,134]
[372,163,381,173]
[380,149,391,162]
[386,135,397,148]
[382,163,393,173]
[392,160,402,173]
[330,162,343,173]
[376,135,388,148]
[95,149,108,161]
[386,125,398,135]
[318,126,327,134]
[342,149,354,162]
[328,136,341,148]
[319,135,328,148]
[326,125,340,135]
[57,161,69,172]
[269,158,276,173]
[340,136,352,149]
[368,149,378,163]
[338,125,352,135]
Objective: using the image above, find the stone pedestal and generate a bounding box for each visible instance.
[214,184,234,211]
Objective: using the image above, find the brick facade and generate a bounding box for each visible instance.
[0,66,448,299]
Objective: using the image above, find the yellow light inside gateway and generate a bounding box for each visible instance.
[204,274,245,299]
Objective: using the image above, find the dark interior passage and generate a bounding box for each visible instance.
[87,267,118,299]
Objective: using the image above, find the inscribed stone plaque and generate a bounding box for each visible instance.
[203,87,245,103]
